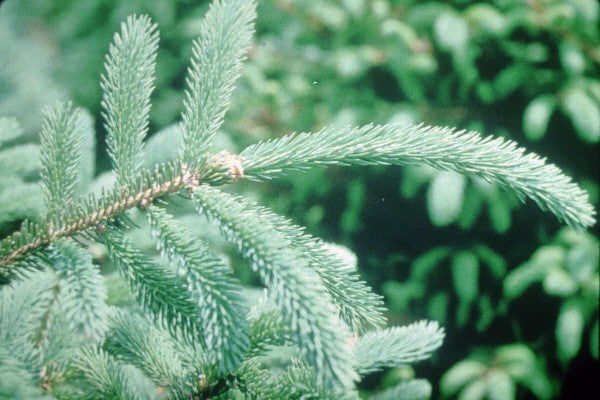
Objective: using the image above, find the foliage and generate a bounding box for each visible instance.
[504,228,599,364]
[0,0,598,399]
[222,1,600,397]
[384,244,508,331]
[0,1,446,397]
[440,344,554,400]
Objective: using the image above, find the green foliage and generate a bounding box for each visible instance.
[194,185,386,334]
[73,345,149,400]
[440,344,554,400]
[246,296,292,357]
[48,240,107,341]
[102,15,158,186]
[240,123,594,228]
[0,0,597,399]
[352,321,444,375]
[504,228,599,364]
[180,0,256,171]
[40,103,84,224]
[371,379,432,400]
[384,244,507,331]
[236,0,599,237]
[193,184,359,389]
[104,310,194,398]
[147,205,250,372]
[102,227,204,339]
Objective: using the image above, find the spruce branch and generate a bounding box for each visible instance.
[0,272,51,375]
[271,359,361,400]
[0,347,48,400]
[32,280,60,351]
[102,227,202,338]
[238,123,596,228]
[234,359,278,399]
[352,320,445,375]
[146,205,250,373]
[73,346,144,400]
[192,184,359,389]
[2,1,597,396]
[102,14,158,186]
[249,214,387,334]
[2,120,596,270]
[0,161,201,270]
[180,0,256,170]
[39,102,83,224]
[215,198,387,334]
[48,239,107,341]
[36,307,79,384]
[105,310,193,398]
[247,299,292,357]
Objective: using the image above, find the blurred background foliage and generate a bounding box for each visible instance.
[0,0,598,398]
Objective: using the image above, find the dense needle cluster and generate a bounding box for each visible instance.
[0,0,595,399]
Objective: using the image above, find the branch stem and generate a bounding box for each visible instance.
[0,163,210,269]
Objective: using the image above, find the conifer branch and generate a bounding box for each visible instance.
[234,359,278,398]
[180,0,256,170]
[2,120,596,270]
[105,310,193,398]
[238,123,596,228]
[215,199,387,334]
[147,205,250,373]
[0,272,50,375]
[247,303,292,357]
[352,320,445,375]
[39,102,83,224]
[32,279,60,350]
[49,240,107,341]
[3,1,596,396]
[102,227,202,338]
[248,214,387,334]
[0,347,47,400]
[192,184,359,389]
[102,15,158,186]
[74,346,144,400]
[0,162,197,270]
[271,359,361,400]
